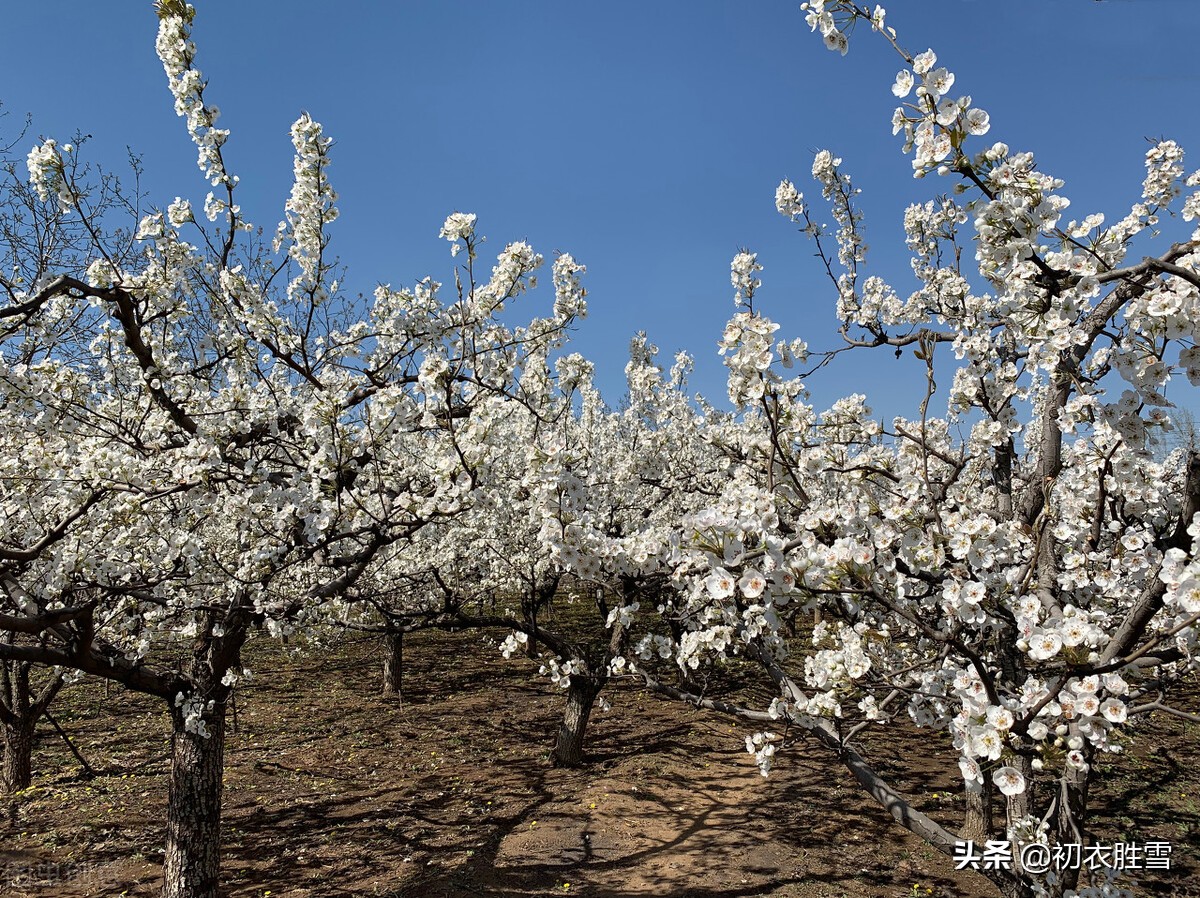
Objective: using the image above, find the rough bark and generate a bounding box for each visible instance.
[162,696,226,898]
[2,717,35,792]
[381,630,403,701]
[1005,754,1034,842]
[0,657,63,793]
[961,779,993,842]
[552,678,601,768]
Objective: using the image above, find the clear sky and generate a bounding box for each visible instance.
[3,1,1198,419]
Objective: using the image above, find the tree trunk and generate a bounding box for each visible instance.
[1051,746,1092,896]
[2,717,35,793]
[162,697,226,898]
[1,657,61,794]
[961,778,993,842]
[553,678,601,768]
[381,630,403,702]
[524,608,539,659]
[1005,753,1033,833]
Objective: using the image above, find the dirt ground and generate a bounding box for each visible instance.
[1,629,1197,898]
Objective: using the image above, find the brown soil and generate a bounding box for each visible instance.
[1,630,1197,898]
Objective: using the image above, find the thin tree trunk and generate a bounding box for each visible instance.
[162,696,226,898]
[524,604,540,659]
[381,630,403,702]
[553,678,601,768]
[961,779,993,842]
[1052,747,1092,896]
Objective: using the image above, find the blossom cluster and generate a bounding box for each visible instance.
[276,114,339,305]
[26,139,74,212]
[155,7,233,186]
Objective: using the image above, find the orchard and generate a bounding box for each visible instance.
[1,2,1198,897]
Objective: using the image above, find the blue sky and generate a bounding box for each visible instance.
[4,1,1199,419]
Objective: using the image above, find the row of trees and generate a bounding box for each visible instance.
[2,2,1198,897]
